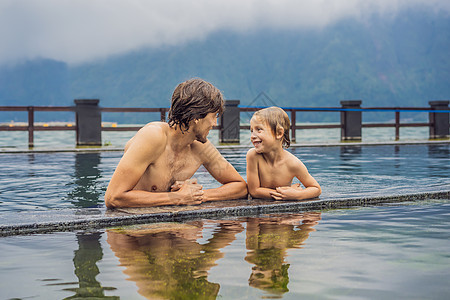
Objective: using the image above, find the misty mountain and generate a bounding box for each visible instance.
[1,8,449,123]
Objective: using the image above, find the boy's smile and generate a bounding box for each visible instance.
[250,116,277,153]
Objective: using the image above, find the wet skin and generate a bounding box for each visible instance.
[105,113,247,208]
[247,116,321,200]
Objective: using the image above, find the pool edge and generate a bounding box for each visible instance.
[1,190,449,236]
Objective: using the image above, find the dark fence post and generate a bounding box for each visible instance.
[75,99,102,146]
[290,110,296,143]
[341,100,362,141]
[27,106,34,148]
[219,100,240,144]
[429,100,450,139]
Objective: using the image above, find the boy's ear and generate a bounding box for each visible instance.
[276,125,284,140]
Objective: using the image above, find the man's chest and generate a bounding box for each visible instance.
[142,151,202,189]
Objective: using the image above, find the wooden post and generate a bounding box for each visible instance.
[291,110,296,143]
[429,101,450,139]
[27,106,34,148]
[160,108,166,122]
[340,100,362,141]
[395,111,400,141]
[219,100,240,144]
[75,99,102,146]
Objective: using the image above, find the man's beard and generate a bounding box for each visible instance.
[196,134,208,144]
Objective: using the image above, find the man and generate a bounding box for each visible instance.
[105,78,247,208]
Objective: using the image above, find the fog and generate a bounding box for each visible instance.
[0,0,449,65]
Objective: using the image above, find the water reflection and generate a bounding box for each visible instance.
[427,144,450,179]
[106,213,321,299]
[107,220,243,299]
[27,153,36,177]
[339,146,362,173]
[66,153,103,208]
[65,232,118,299]
[245,212,321,298]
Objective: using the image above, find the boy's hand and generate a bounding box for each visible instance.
[270,184,303,200]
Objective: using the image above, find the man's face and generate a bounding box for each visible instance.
[194,112,218,143]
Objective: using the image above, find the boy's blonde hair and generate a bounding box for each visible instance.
[253,106,291,148]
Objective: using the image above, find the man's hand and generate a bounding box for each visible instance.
[171,179,200,192]
[270,183,303,200]
[172,178,204,205]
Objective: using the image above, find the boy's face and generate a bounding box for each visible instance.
[250,116,277,153]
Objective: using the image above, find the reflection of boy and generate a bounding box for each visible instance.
[245,213,321,296]
[246,107,321,200]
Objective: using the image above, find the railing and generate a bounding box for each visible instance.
[0,105,75,147]
[100,107,169,132]
[239,106,432,142]
[0,100,449,148]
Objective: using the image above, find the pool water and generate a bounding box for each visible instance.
[1,200,449,299]
[0,144,449,212]
[0,142,449,298]
[0,126,431,150]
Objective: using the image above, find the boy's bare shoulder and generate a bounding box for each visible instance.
[284,149,306,169]
[246,148,258,158]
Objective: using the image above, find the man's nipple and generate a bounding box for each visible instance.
[151,185,158,191]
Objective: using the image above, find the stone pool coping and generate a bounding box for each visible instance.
[1,139,449,154]
[1,190,449,236]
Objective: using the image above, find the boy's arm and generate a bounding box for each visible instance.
[246,149,277,199]
[105,126,203,208]
[198,141,247,201]
[270,157,321,200]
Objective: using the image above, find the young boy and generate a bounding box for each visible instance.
[246,107,321,200]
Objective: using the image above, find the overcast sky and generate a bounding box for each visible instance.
[0,0,449,66]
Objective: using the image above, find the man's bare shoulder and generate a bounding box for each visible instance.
[140,122,170,135]
[125,122,169,153]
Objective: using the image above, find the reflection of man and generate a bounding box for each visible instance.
[107,220,243,299]
[245,212,321,297]
[105,78,247,208]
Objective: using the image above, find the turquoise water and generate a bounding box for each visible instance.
[1,200,449,299]
[0,134,449,298]
[0,125,431,150]
[0,144,449,213]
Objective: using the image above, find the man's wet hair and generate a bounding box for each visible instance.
[168,78,224,132]
[253,106,291,148]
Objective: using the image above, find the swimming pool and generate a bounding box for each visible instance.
[0,143,449,213]
[1,200,449,299]
[0,143,449,298]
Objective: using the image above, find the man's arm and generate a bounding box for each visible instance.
[197,141,247,201]
[246,149,276,199]
[105,125,203,208]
